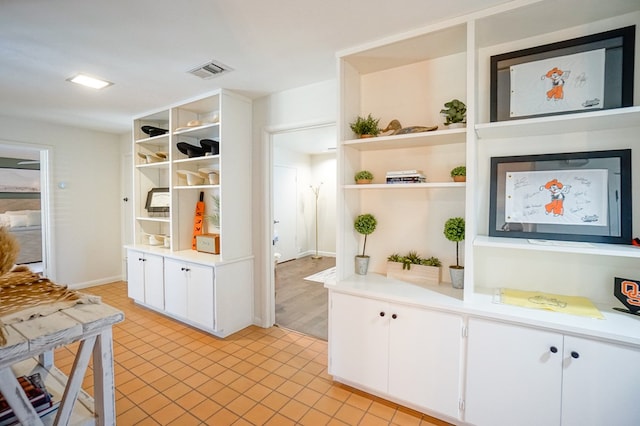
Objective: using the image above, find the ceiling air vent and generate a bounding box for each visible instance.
[188,60,233,80]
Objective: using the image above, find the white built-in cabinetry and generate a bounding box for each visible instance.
[330,0,640,424]
[465,317,640,426]
[164,258,215,330]
[330,291,462,420]
[127,249,164,311]
[126,89,253,338]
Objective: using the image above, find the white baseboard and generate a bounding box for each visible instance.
[68,275,124,290]
[296,250,336,259]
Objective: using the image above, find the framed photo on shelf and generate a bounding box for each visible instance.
[490,26,635,122]
[489,149,632,244]
[145,187,170,213]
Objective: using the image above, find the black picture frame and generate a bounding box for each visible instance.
[490,26,635,122]
[489,149,632,244]
[145,187,170,213]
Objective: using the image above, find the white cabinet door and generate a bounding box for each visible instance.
[126,250,145,302]
[164,258,214,330]
[465,318,563,426]
[164,258,188,319]
[144,253,164,310]
[561,336,640,426]
[185,262,214,330]
[329,292,389,394]
[388,306,462,419]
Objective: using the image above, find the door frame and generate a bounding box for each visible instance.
[261,119,335,328]
[0,140,55,279]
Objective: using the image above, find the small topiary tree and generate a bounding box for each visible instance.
[444,217,465,268]
[354,213,377,257]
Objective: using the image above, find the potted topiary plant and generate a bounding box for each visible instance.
[354,170,374,184]
[354,213,377,275]
[440,99,467,128]
[350,114,381,138]
[386,251,442,285]
[450,165,466,182]
[444,217,465,289]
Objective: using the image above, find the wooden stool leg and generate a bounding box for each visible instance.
[92,328,116,426]
[54,335,97,425]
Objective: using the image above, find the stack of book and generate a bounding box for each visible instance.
[0,373,60,426]
[386,170,426,184]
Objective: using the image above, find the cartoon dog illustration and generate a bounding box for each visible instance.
[542,67,571,101]
[540,178,571,216]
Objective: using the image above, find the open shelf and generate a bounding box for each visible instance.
[134,134,169,146]
[135,216,170,223]
[135,161,169,170]
[9,359,94,426]
[173,122,220,139]
[475,106,640,140]
[344,182,465,190]
[344,128,466,151]
[474,235,640,258]
[173,184,220,190]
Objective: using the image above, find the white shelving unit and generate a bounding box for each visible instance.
[330,0,640,423]
[126,89,254,338]
[335,0,640,308]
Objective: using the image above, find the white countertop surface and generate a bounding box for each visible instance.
[326,273,640,347]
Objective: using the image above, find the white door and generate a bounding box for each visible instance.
[121,153,133,278]
[388,306,462,419]
[273,165,298,262]
[561,336,640,426]
[465,317,563,426]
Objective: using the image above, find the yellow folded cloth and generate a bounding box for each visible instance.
[499,288,604,319]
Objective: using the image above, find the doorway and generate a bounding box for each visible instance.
[269,123,336,340]
[0,141,53,278]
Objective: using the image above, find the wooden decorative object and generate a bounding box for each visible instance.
[386,262,441,286]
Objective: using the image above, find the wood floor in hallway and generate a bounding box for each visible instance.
[275,256,336,341]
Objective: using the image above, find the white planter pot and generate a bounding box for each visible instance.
[386,262,441,286]
[449,266,464,289]
[355,256,370,275]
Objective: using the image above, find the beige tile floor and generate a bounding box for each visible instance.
[55,281,450,425]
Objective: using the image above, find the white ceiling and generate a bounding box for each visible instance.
[0,0,512,135]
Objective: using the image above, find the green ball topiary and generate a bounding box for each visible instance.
[354,213,377,256]
[444,217,465,267]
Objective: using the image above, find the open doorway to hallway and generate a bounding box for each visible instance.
[271,124,336,340]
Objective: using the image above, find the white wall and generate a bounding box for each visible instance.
[311,153,337,255]
[252,79,337,326]
[273,147,337,258]
[0,115,123,287]
[274,146,312,256]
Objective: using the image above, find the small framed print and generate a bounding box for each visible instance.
[145,187,170,213]
[489,149,632,244]
[490,26,635,122]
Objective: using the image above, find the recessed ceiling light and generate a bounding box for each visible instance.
[67,74,113,89]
